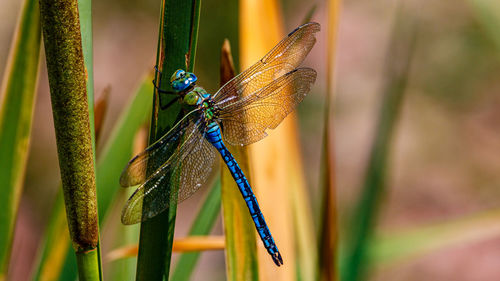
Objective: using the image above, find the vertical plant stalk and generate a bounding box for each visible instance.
[220,40,259,281]
[32,191,69,281]
[240,0,301,279]
[32,1,99,279]
[97,77,153,221]
[135,1,201,280]
[99,81,151,281]
[318,1,341,281]
[0,0,40,277]
[342,5,417,281]
[31,75,153,281]
[38,0,100,280]
[31,89,111,281]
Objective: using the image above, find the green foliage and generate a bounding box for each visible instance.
[341,5,417,281]
[221,147,260,281]
[96,77,152,281]
[32,76,153,281]
[96,77,153,221]
[219,40,259,281]
[32,191,70,281]
[468,0,500,52]
[9,1,499,281]
[135,1,202,280]
[171,179,222,281]
[368,208,500,266]
[0,0,41,276]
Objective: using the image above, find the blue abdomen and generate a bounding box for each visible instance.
[204,121,283,266]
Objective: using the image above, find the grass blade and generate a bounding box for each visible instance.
[135,1,201,280]
[221,147,259,281]
[0,0,41,277]
[219,39,259,281]
[340,4,417,281]
[302,5,317,24]
[101,188,140,281]
[31,192,70,281]
[467,0,500,52]
[240,1,302,279]
[318,1,341,281]
[171,178,222,281]
[93,87,110,144]
[96,77,153,222]
[367,208,500,267]
[107,235,225,261]
[98,81,151,281]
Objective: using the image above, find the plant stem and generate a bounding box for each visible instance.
[219,39,259,281]
[32,75,152,281]
[135,1,201,280]
[318,1,341,281]
[38,0,100,279]
[76,250,100,281]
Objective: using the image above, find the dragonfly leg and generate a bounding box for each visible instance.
[153,65,179,110]
[153,65,170,94]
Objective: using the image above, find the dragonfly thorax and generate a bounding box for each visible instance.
[202,100,216,120]
[183,86,209,106]
[184,87,217,121]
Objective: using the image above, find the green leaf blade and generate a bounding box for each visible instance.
[96,76,153,221]
[135,1,201,280]
[171,179,222,281]
[0,0,41,275]
[341,5,417,281]
[219,39,259,281]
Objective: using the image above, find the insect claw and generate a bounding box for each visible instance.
[152,66,181,110]
[153,65,170,95]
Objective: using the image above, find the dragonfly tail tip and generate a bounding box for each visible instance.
[272,252,283,266]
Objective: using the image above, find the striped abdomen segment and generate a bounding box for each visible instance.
[204,121,283,266]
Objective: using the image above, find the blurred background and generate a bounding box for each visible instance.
[1,0,500,280]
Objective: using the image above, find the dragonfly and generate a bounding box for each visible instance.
[120,22,320,266]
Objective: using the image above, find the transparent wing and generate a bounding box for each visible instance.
[119,109,202,187]
[212,22,320,106]
[120,115,217,224]
[216,68,317,146]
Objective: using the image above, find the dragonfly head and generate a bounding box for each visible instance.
[170,69,197,92]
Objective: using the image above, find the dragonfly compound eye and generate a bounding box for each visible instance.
[170,70,198,92]
[171,69,185,81]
